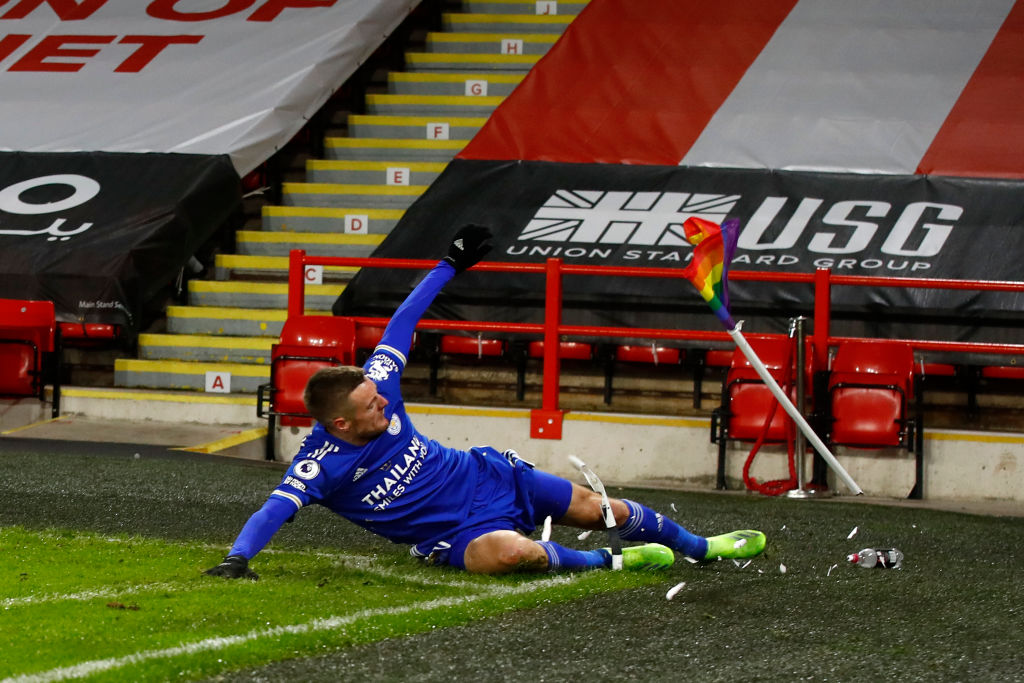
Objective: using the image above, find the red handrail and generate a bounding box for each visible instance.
[287,249,1024,439]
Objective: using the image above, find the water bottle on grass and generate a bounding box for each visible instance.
[847,548,904,569]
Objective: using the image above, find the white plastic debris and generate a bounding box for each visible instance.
[826,563,839,577]
[847,526,859,539]
[670,503,678,512]
[732,559,742,567]
[780,524,787,530]
[740,560,752,569]
[666,582,686,600]
[541,516,552,542]
[577,530,592,541]
[779,563,787,574]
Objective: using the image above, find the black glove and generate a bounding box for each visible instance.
[204,555,259,580]
[443,224,493,273]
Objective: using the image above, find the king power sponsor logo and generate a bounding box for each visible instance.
[510,190,962,273]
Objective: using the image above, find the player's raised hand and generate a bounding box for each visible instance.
[204,555,259,580]
[443,223,493,273]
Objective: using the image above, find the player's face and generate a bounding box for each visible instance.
[340,378,390,445]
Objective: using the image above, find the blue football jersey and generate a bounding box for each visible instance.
[270,343,482,544]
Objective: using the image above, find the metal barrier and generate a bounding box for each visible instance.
[287,249,1024,439]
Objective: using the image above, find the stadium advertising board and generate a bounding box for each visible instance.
[0,152,240,331]
[335,160,1024,344]
[0,0,420,174]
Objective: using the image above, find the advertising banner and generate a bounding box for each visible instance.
[335,160,1024,345]
[0,0,420,174]
[0,152,240,332]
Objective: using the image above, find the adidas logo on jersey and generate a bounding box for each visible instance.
[352,467,367,482]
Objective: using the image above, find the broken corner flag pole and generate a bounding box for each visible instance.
[681,217,863,496]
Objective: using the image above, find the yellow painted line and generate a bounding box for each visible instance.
[324,137,465,149]
[307,159,448,172]
[366,94,505,107]
[0,415,68,436]
[236,230,384,246]
[389,71,524,84]
[405,52,540,65]
[925,430,1024,444]
[115,358,270,378]
[407,404,531,419]
[188,281,344,296]
[263,206,405,219]
[282,182,427,196]
[565,412,710,429]
[443,13,573,25]
[166,305,289,321]
[214,254,359,273]
[175,426,268,454]
[62,387,255,405]
[138,333,275,350]
[427,31,560,42]
[348,114,489,126]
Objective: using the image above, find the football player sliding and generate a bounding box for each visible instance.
[206,225,766,579]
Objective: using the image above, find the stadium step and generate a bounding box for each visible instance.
[262,206,404,234]
[213,255,358,281]
[442,12,574,33]
[347,114,487,140]
[138,333,274,364]
[305,159,447,185]
[165,305,328,337]
[281,181,427,208]
[236,230,384,258]
[462,0,589,15]
[187,280,344,310]
[404,52,540,72]
[323,137,465,162]
[365,94,504,117]
[114,358,269,393]
[424,32,558,55]
[388,72,524,97]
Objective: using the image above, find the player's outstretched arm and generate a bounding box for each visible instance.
[377,224,493,361]
[204,496,295,580]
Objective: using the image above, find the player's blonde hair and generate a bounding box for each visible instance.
[303,366,367,425]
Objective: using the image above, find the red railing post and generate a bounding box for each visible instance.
[531,257,565,439]
[288,249,307,319]
[813,267,831,370]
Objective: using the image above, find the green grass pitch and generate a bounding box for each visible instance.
[2,439,1022,681]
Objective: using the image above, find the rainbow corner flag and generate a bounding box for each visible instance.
[680,216,740,330]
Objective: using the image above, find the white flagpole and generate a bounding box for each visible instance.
[728,324,863,496]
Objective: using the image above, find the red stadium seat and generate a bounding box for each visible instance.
[0,298,60,417]
[603,342,684,405]
[828,340,914,448]
[828,340,922,498]
[58,322,121,348]
[428,332,507,396]
[516,340,594,400]
[710,336,810,490]
[257,316,357,459]
[439,333,504,358]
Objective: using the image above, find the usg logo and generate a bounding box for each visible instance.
[517,190,739,246]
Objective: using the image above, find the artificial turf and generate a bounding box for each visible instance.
[1,438,1022,681]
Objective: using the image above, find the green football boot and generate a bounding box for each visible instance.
[703,529,767,561]
[600,543,675,570]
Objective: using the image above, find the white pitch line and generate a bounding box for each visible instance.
[4,576,575,683]
[2,582,184,609]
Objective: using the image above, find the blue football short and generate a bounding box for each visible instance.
[410,448,574,569]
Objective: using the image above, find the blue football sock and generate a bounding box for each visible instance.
[537,541,609,572]
[619,499,709,559]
